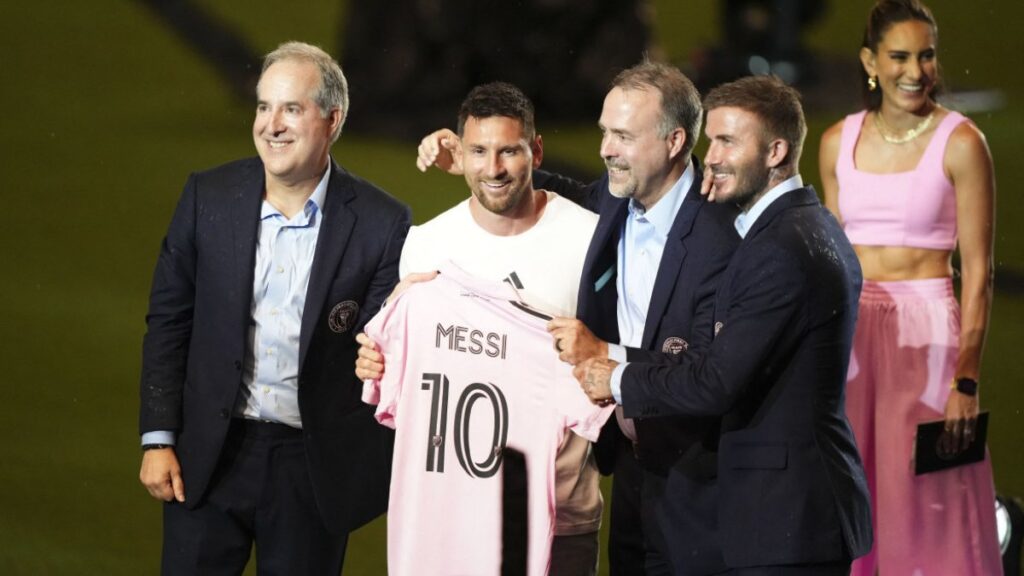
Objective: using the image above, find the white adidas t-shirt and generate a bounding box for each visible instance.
[400,191,595,320]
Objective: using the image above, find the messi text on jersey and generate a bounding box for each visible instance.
[435,323,508,359]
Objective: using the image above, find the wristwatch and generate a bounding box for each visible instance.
[142,443,173,451]
[953,377,979,397]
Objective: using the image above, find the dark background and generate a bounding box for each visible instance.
[1,1,1021,573]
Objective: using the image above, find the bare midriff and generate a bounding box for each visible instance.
[853,245,952,281]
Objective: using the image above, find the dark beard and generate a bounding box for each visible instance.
[730,165,772,212]
[472,184,526,215]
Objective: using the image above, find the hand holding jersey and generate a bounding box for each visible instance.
[546,317,610,366]
[355,271,439,382]
[354,333,385,382]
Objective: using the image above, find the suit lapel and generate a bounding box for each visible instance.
[230,161,264,321]
[587,198,628,283]
[640,175,704,350]
[578,197,627,326]
[299,160,356,369]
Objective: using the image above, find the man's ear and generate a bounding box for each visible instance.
[329,108,343,139]
[765,139,790,169]
[532,134,544,169]
[667,127,686,161]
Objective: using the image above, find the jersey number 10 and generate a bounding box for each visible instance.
[421,372,509,478]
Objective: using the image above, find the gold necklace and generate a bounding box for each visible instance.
[873,110,936,144]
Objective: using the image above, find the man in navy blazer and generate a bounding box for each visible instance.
[138,42,410,574]
[541,62,739,576]
[576,75,872,575]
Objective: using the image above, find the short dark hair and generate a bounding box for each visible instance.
[861,0,941,110]
[704,75,807,170]
[457,82,535,140]
[611,60,703,159]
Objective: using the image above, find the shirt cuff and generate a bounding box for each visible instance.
[611,362,628,404]
[607,343,627,363]
[141,430,176,446]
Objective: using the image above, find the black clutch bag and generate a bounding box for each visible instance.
[914,411,989,476]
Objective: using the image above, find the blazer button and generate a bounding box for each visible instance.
[233,360,242,370]
[219,409,230,419]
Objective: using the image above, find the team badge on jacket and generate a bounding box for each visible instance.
[662,337,688,355]
[328,300,359,333]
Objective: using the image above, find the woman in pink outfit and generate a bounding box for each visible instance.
[819,0,1002,574]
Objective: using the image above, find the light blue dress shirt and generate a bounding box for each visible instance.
[609,173,804,403]
[605,161,693,405]
[612,162,695,355]
[142,166,331,446]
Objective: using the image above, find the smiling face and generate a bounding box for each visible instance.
[461,115,541,217]
[862,19,938,114]
[598,86,684,209]
[703,106,772,211]
[253,59,340,189]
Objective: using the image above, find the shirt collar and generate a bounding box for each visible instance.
[626,159,695,238]
[734,174,803,238]
[260,163,331,225]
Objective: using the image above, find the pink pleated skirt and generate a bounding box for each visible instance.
[846,278,1003,576]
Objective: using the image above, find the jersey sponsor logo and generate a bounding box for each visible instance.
[328,300,359,333]
[661,336,688,355]
[435,323,508,359]
[421,373,509,478]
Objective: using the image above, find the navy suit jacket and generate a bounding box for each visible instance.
[139,157,410,535]
[622,186,873,570]
[536,162,738,472]
[536,164,739,573]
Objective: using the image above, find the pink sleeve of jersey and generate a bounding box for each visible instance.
[550,357,614,442]
[361,296,411,430]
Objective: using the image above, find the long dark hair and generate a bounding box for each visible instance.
[860,0,942,110]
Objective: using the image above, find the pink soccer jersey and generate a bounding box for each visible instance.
[363,262,612,576]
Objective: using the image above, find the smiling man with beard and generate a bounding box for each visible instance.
[362,81,604,574]
[396,82,598,318]
[542,63,741,576]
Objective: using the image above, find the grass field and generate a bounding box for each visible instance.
[1,0,1021,573]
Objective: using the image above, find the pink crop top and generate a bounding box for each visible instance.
[836,109,968,250]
